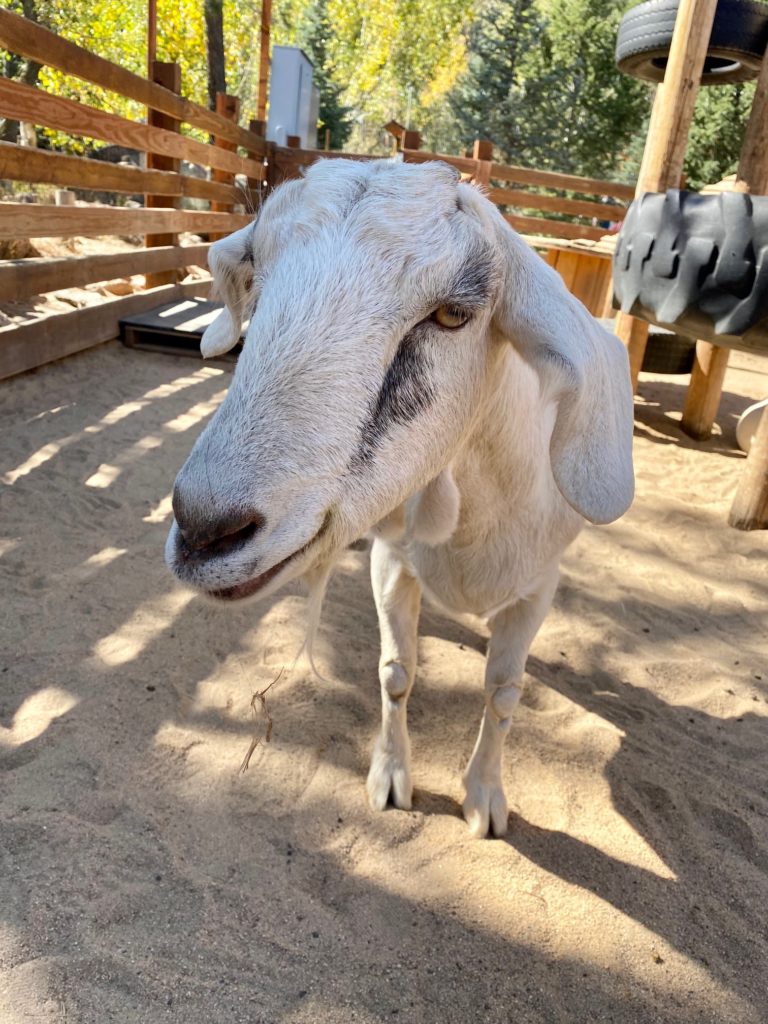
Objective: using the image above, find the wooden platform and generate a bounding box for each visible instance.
[119,297,240,360]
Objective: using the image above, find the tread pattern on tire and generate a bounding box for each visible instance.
[616,0,768,84]
[613,189,768,338]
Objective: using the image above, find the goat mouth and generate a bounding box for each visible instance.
[205,514,331,601]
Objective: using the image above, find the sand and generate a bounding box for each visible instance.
[1,340,766,1024]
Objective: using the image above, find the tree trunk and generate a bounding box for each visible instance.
[204,0,226,111]
[0,0,42,143]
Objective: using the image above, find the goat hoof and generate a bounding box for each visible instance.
[462,780,508,838]
[367,751,412,812]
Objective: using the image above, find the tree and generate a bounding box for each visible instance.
[447,0,651,180]
[0,0,45,143]
[204,0,227,109]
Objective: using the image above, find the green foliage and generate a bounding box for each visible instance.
[446,0,652,179]
[0,0,759,185]
[684,83,756,190]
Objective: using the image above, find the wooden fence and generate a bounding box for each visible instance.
[0,8,635,380]
[0,6,265,379]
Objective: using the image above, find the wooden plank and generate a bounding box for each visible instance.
[552,251,580,293]
[0,141,251,202]
[0,77,264,179]
[0,244,210,300]
[490,161,636,201]
[0,140,178,195]
[0,8,266,156]
[400,148,480,175]
[488,187,626,222]
[0,203,251,239]
[504,214,606,242]
[0,278,212,380]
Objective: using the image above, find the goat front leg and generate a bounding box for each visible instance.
[463,566,560,838]
[367,537,422,811]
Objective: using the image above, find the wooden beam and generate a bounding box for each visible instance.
[504,214,608,242]
[257,0,272,122]
[490,162,636,201]
[680,341,731,439]
[0,7,266,156]
[0,141,258,201]
[0,278,211,380]
[685,52,768,441]
[488,187,627,222]
[727,52,768,529]
[612,0,720,389]
[0,203,251,239]
[0,245,210,300]
[0,77,264,179]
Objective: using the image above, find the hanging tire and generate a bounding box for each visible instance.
[613,189,768,339]
[616,0,768,85]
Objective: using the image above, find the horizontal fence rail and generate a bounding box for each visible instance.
[0,8,266,155]
[0,9,269,379]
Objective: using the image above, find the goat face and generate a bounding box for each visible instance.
[166,160,504,601]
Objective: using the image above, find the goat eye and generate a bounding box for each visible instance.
[432,305,469,329]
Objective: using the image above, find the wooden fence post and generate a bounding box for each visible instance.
[402,129,421,151]
[209,92,240,242]
[472,138,493,187]
[145,60,181,289]
[247,118,265,213]
[607,0,719,392]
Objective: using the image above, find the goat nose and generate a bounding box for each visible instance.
[172,483,265,558]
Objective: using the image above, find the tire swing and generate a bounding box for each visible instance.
[613,0,768,373]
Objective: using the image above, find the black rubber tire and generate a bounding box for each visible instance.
[616,0,768,85]
[613,189,768,338]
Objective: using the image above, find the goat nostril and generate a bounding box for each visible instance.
[176,510,266,560]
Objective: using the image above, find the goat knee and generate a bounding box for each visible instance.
[489,683,522,724]
[381,661,410,701]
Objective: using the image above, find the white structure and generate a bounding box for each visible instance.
[167,160,635,839]
[266,46,318,148]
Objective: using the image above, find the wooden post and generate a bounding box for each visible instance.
[609,0,719,391]
[209,92,240,242]
[246,118,265,213]
[145,61,181,289]
[286,134,300,149]
[680,341,731,439]
[682,51,768,440]
[472,138,493,187]
[257,0,272,122]
[727,51,768,529]
[402,129,421,151]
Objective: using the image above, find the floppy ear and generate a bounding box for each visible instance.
[200,223,256,358]
[492,213,634,524]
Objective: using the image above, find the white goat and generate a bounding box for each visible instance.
[166,158,634,837]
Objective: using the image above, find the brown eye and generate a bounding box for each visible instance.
[432,305,469,329]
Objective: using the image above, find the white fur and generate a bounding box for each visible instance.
[166,159,634,836]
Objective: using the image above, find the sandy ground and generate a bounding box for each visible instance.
[1,340,767,1024]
